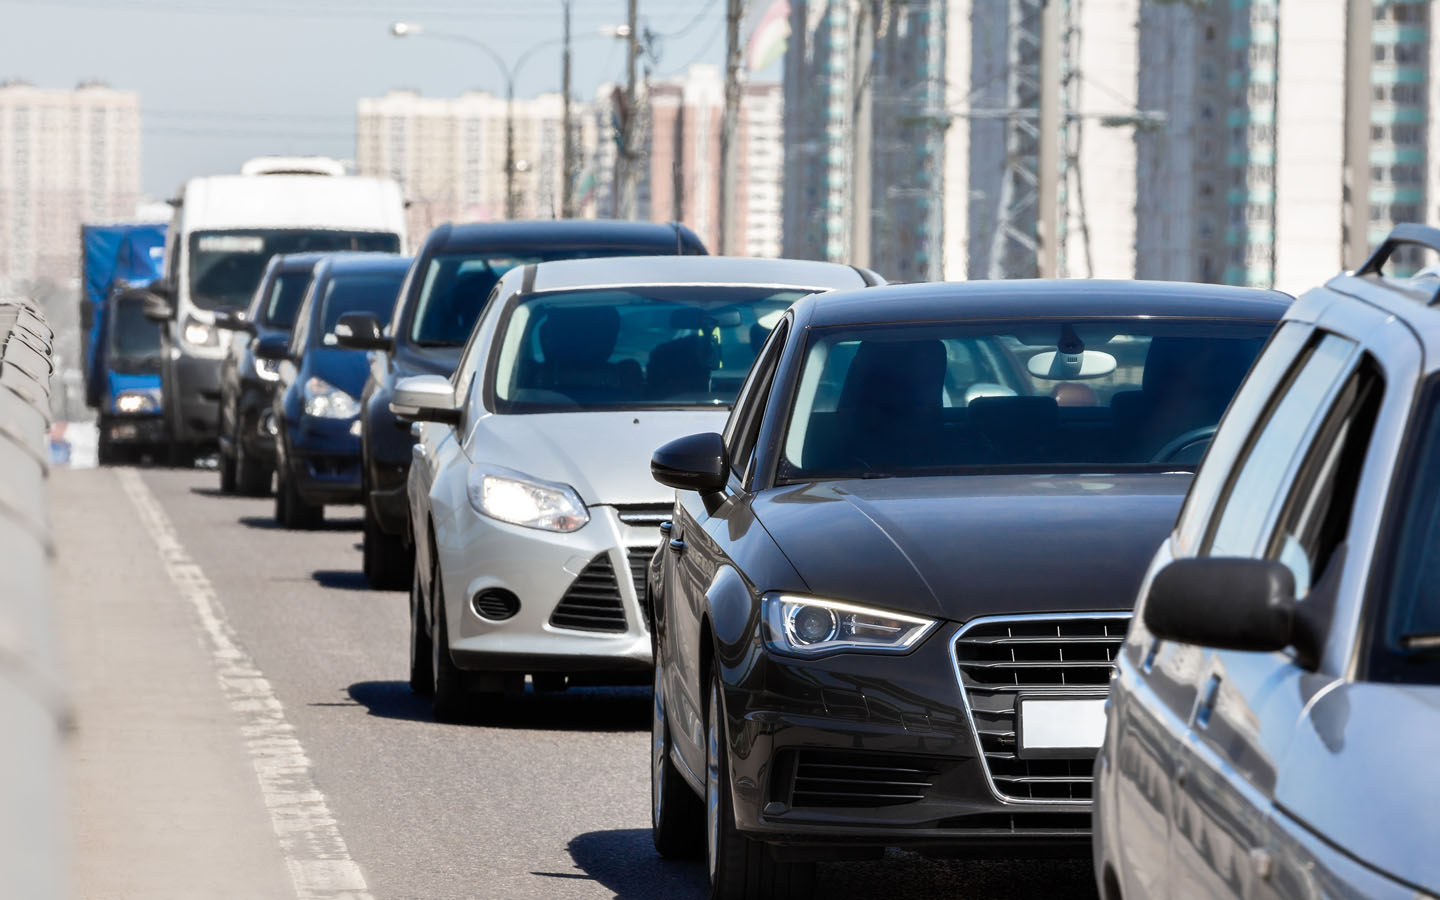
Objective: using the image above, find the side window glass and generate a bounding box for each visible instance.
[1176,323,1311,551]
[725,320,789,479]
[1205,334,1356,559]
[1264,360,1383,597]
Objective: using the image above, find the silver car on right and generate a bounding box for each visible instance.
[1094,223,1440,900]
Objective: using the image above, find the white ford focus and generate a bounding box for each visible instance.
[397,256,881,720]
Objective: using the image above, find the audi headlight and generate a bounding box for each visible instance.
[762,594,937,657]
[466,464,589,532]
[113,389,161,414]
[303,376,359,418]
[183,319,217,347]
[254,356,281,382]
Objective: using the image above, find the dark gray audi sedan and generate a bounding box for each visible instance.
[647,279,1289,899]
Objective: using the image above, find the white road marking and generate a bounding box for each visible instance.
[117,469,373,900]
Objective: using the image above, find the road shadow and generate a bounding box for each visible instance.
[560,831,1096,900]
[312,570,374,592]
[189,485,243,499]
[554,828,705,899]
[346,680,651,732]
[238,515,362,533]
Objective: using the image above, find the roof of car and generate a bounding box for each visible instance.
[270,252,333,273]
[797,279,1294,328]
[312,253,412,276]
[526,255,875,294]
[430,219,704,254]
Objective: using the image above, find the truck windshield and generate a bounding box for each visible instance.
[108,295,164,371]
[188,230,400,310]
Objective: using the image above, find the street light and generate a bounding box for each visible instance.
[389,13,626,220]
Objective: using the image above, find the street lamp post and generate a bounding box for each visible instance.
[390,17,626,221]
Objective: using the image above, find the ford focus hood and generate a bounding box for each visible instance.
[752,473,1189,621]
[470,411,729,506]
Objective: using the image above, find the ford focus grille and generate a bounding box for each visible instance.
[951,614,1128,803]
[549,554,628,633]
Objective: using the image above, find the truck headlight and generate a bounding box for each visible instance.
[761,594,937,657]
[113,389,161,414]
[303,376,359,418]
[466,464,589,532]
[183,319,217,347]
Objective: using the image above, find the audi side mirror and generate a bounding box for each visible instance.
[651,432,727,495]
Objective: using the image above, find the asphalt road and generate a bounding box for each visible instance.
[55,464,1097,900]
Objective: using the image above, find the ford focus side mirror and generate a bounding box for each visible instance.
[334,312,392,352]
[391,374,460,425]
[652,432,728,494]
[253,334,291,362]
[1143,557,1305,658]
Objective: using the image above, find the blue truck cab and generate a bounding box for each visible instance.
[81,223,168,464]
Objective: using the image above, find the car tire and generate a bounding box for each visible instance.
[652,661,703,859]
[409,564,434,696]
[706,674,814,900]
[168,442,195,469]
[234,426,271,497]
[276,464,323,530]
[430,572,468,723]
[363,502,413,590]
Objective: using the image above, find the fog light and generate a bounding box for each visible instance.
[472,589,520,621]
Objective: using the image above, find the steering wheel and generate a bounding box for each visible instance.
[1150,426,1218,465]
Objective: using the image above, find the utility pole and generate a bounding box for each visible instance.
[1342,0,1372,268]
[618,0,641,219]
[1036,0,1060,278]
[849,0,874,268]
[504,83,518,219]
[561,0,576,218]
[719,0,744,254]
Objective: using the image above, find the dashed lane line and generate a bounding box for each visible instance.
[117,468,373,900]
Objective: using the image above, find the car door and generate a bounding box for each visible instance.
[1171,332,1377,899]
[665,317,792,779]
[1112,321,1313,900]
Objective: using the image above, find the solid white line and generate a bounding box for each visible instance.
[117,469,373,900]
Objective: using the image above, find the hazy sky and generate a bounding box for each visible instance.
[0,0,742,196]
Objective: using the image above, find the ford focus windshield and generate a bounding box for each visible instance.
[779,319,1273,481]
[409,249,670,346]
[491,287,804,413]
[188,230,400,309]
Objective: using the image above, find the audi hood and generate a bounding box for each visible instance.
[751,473,1190,622]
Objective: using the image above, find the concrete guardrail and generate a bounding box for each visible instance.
[0,298,65,898]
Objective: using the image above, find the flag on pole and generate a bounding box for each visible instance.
[746,0,791,72]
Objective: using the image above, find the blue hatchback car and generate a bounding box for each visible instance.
[262,253,412,528]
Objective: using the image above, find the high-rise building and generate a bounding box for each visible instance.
[783,2,855,265]
[0,81,140,292]
[356,89,594,240]
[644,65,784,256]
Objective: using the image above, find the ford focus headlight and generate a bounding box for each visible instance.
[113,388,161,414]
[183,319,218,347]
[467,464,589,533]
[762,594,938,657]
[303,376,359,418]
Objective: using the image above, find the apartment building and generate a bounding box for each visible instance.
[0,81,140,291]
[356,89,592,239]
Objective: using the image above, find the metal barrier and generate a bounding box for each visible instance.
[0,298,65,899]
